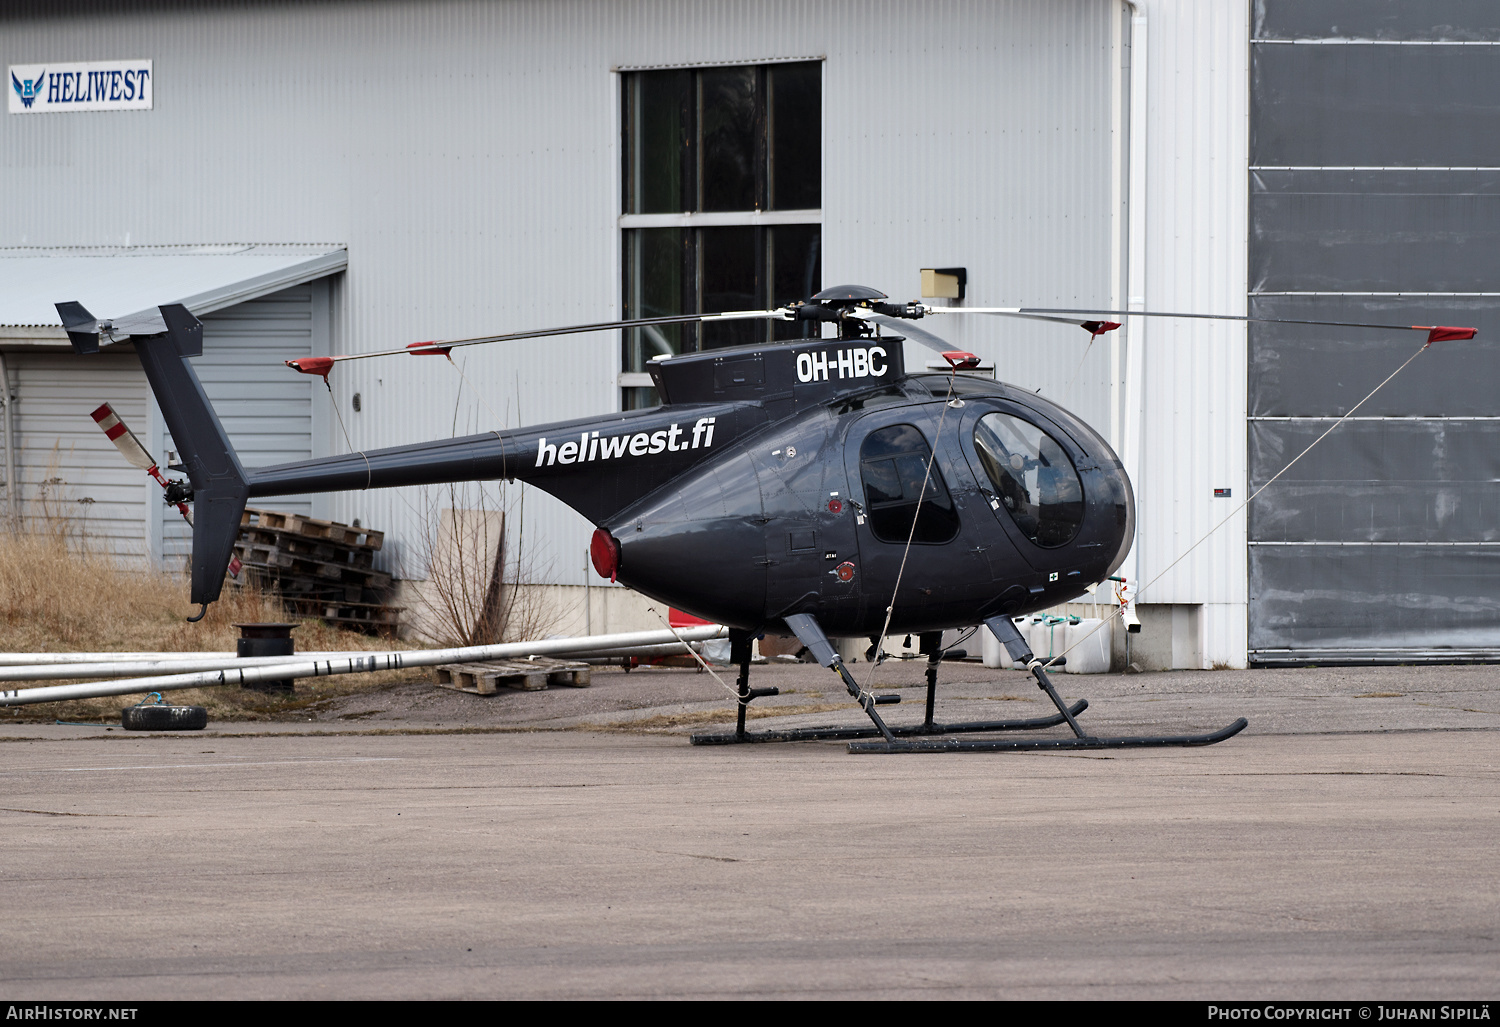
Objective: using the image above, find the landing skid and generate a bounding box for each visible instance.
[688,616,1247,754]
[691,699,1090,745]
[848,717,1248,753]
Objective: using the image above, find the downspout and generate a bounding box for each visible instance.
[0,351,16,528]
[1116,0,1148,615]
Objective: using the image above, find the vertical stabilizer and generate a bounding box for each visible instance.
[130,305,248,608]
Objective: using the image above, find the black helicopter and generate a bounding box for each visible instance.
[56,287,1472,752]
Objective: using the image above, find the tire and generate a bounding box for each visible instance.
[121,704,209,731]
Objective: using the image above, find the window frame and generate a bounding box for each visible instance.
[618,60,824,409]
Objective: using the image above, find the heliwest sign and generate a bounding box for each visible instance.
[9,61,152,114]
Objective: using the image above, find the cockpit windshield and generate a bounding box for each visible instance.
[973,412,1084,547]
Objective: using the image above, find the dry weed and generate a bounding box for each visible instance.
[0,526,423,723]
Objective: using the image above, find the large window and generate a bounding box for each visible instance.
[621,62,822,408]
[859,425,961,545]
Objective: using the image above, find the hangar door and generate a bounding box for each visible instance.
[1249,1,1500,661]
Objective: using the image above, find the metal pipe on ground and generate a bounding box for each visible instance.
[0,651,353,667]
[0,654,396,682]
[0,639,728,682]
[0,625,727,706]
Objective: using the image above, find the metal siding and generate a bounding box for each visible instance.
[1126,1,1250,668]
[2,0,1117,587]
[9,350,152,562]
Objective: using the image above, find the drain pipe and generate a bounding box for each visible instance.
[0,351,15,527]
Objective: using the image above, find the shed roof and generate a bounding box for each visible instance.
[0,244,346,341]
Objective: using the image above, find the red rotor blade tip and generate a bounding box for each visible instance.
[407,341,452,356]
[287,356,336,379]
[1081,320,1122,338]
[943,351,981,370]
[1419,325,1477,344]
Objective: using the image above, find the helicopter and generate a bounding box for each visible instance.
[54,287,1474,753]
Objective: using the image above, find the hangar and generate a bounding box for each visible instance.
[2,0,1496,667]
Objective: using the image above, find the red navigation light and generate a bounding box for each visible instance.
[942,351,980,370]
[590,528,620,583]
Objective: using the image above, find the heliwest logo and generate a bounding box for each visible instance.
[536,416,716,466]
[10,70,43,108]
[8,61,152,114]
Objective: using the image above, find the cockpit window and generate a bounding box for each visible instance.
[859,424,960,544]
[973,412,1083,548]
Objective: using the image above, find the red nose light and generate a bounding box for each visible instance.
[590,528,620,583]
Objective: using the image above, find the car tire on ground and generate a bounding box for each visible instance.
[121,705,209,731]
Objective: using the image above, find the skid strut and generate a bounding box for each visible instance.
[690,615,1246,753]
[692,625,1089,745]
[850,615,1246,753]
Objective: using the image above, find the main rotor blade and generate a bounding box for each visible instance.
[286,308,793,377]
[923,305,1477,343]
[866,313,953,355]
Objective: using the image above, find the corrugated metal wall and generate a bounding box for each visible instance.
[0,0,1119,589]
[10,349,151,561]
[1124,0,1250,666]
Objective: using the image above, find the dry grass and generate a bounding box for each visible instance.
[0,528,424,723]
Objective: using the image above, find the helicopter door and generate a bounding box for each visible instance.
[845,411,990,624]
[958,403,1087,574]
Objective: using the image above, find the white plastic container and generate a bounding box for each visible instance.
[1062,617,1111,674]
[1027,617,1068,664]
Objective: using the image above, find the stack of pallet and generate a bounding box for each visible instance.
[233,506,403,635]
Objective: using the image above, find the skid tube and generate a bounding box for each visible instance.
[690,618,1248,755]
[842,615,1248,755]
[691,621,1099,748]
[690,699,1091,746]
[848,717,1248,753]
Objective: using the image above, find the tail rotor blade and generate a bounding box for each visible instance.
[90,403,156,471]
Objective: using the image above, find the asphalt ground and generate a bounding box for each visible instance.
[1,660,1497,1000]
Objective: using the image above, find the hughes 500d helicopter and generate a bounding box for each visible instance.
[55,288,1475,753]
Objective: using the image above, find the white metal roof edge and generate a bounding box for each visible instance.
[120,247,349,323]
[0,248,347,346]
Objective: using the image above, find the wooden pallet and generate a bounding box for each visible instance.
[232,506,400,635]
[434,657,592,695]
[242,507,385,550]
[282,597,405,633]
[238,528,376,568]
[232,550,393,589]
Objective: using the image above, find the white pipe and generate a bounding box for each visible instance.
[0,351,15,527]
[0,653,390,682]
[0,637,730,681]
[0,625,727,706]
[1120,1,1148,609]
[0,650,353,669]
